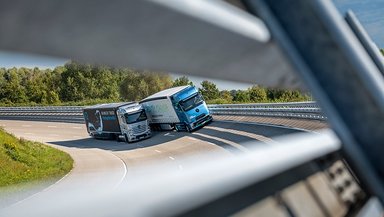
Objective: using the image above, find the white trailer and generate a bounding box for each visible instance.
[140,86,212,131]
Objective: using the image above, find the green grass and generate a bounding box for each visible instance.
[0,128,73,187]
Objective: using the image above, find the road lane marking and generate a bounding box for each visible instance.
[72,126,82,129]
[112,154,128,189]
[164,133,175,137]
[188,137,198,141]
[169,156,175,160]
[217,120,313,133]
[22,125,31,127]
[155,149,162,153]
[24,132,34,135]
[193,132,248,152]
[204,126,277,144]
[48,125,57,128]
[49,134,59,137]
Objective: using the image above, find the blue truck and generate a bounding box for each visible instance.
[140,85,212,132]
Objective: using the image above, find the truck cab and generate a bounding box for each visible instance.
[116,104,151,142]
[172,86,212,131]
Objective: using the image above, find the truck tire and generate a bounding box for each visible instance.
[186,124,192,133]
[124,134,130,143]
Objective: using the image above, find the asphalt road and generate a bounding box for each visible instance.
[0,119,302,211]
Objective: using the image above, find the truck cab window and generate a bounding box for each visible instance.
[125,110,147,124]
[179,93,204,111]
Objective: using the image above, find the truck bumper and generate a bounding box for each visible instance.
[190,115,213,130]
[128,130,152,142]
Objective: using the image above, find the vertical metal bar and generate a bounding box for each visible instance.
[345,10,384,76]
[243,0,384,202]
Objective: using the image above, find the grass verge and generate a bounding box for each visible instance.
[0,128,73,187]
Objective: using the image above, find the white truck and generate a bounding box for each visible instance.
[140,85,212,131]
[83,102,151,142]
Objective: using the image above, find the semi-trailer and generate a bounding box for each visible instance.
[140,85,212,132]
[83,102,151,142]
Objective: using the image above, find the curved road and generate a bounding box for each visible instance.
[0,119,304,211]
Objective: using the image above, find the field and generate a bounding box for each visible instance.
[0,128,73,187]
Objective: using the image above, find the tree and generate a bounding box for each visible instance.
[220,90,233,103]
[266,87,311,102]
[172,76,193,87]
[119,71,173,101]
[60,61,124,102]
[248,85,267,102]
[266,88,285,101]
[233,90,250,103]
[60,61,88,101]
[199,80,220,101]
[0,68,28,103]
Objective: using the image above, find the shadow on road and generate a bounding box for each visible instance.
[50,120,307,153]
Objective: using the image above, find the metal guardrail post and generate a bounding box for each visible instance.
[345,10,384,76]
[246,0,384,202]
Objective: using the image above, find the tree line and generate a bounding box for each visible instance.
[0,62,311,106]
[175,76,311,104]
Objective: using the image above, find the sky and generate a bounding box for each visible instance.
[333,0,384,48]
[0,0,382,90]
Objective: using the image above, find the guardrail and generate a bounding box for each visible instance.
[0,106,84,123]
[0,102,326,123]
[208,101,326,120]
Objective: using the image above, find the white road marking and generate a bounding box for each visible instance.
[155,149,162,153]
[49,134,59,137]
[168,156,175,160]
[188,137,198,141]
[47,125,57,128]
[24,132,34,135]
[204,125,277,144]
[22,125,31,127]
[193,132,248,152]
[217,120,314,133]
[72,126,82,129]
[164,133,175,137]
[112,154,128,189]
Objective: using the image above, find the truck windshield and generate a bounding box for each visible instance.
[125,110,147,124]
[179,93,204,111]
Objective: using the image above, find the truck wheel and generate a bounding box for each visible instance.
[124,134,130,143]
[186,124,192,133]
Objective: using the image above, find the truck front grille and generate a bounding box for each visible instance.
[133,124,147,134]
[196,114,206,120]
